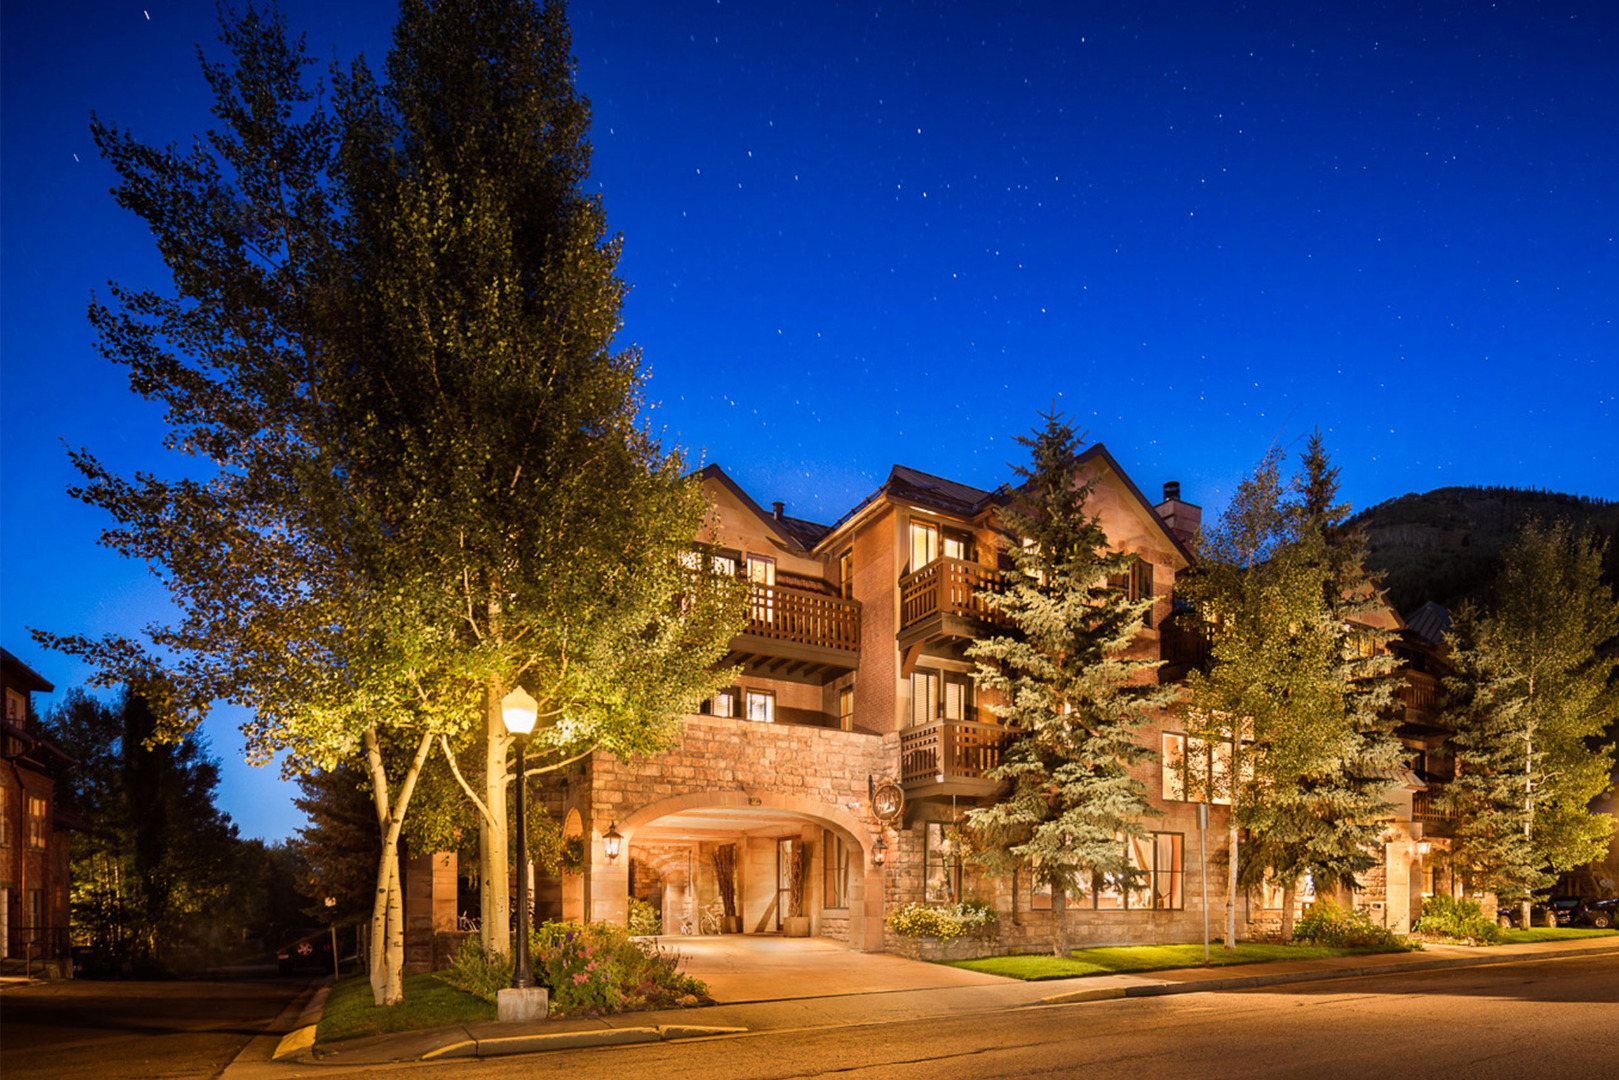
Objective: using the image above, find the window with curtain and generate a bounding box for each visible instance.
[943,675,972,722]
[824,829,849,908]
[1153,833,1183,910]
[924,822,959,904]
[1161,732,1240,805]
[706,688,740,718]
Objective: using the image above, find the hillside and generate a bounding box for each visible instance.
[1350,486,1619,617]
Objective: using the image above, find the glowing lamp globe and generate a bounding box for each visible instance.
[501,686,539,737]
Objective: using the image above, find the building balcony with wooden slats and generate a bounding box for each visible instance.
[722,581,861,685]
[1411,787,1458,838]
[899,718,1008,800]
[897,557,1009,654]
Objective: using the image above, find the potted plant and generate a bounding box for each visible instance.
[712,844,742,933]
[784,840,811,937]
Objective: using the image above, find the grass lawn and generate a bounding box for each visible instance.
[316,972,496,1044]
[1497,927,1618,945]
[945,941,1407,981]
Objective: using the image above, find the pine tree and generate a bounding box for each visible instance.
[965,414,1169,955]
[1442,520,1619,925]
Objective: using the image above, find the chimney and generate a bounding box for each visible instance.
[1155,481,1201,551]
[772,501,785,520]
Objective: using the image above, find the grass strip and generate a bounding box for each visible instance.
[1496,927,1618,945]
[316,971,496,1045]
[945,941,1406,981]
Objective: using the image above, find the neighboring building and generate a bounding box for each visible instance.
[1,648,73,971]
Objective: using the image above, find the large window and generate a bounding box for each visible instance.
[1161,732,1251,805]
[911,669,971,726]
[824,829,849,909]
[744,689,775,724]
[704,687,740,718]
[1032,833,1183,911]
[1107,557,1156,628]
[747,554,776,624]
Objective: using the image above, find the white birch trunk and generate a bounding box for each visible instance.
[1226,817,1239,948]
[480,688,512,958]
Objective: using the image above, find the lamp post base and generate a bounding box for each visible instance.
[496,987,549,1023]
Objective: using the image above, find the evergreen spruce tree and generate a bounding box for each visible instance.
[965,415,1170,955]
[1442,520,1619,926]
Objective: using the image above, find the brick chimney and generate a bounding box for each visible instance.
[772,501,785,520]
[1155,481,1201,550]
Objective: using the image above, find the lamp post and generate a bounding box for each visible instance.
[501,686,538,993]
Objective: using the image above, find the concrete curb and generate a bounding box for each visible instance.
[420,1023,749,1061]
[272,982,333,1060]
[1035,941,1619,1006]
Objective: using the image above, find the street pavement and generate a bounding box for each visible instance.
[211,933,1619,1076]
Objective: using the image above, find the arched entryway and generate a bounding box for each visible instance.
[578,791,885,951]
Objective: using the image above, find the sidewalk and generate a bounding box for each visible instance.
[222,935,1619,1076]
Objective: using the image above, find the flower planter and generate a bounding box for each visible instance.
[893,935,995,962]
[783,915,811,938]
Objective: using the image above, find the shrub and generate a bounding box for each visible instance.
[1414,895,1501,944]
[887,901,998,940]
[532,920,708,1016]
[627,897,662,936]
[434,938,513,1003]
[1292,899,1410,950]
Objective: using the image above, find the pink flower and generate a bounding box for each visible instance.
[573,972,588,984]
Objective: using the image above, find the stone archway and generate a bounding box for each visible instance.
[601,791,886,951]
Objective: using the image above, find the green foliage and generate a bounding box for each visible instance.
[1441,520,1619,907]
[434,938,513,1002]
[946,941,1407,980]
[290,766,379,928]
[42,688,260,971]
[1413,895,1501,944]
[886,901,998,940]
[627,897,663,936]
[532,920,708,1016]
[965,414,1169,937]
[1291,899,1412,950]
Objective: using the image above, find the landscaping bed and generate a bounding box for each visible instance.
[317,973,495,1044]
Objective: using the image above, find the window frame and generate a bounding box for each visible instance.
[838,687,855,732]
[823,829,850,909]
[923,822,960,905]
[908,520,939,574]
[744,688,775,724]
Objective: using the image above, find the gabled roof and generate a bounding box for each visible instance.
[886,465,1003,518]
[1405,601,1453,645]
[1075,444,1197,569]
[1,647,54,694]
[697,464,831,554]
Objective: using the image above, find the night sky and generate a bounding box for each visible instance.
[3,1,1615,841]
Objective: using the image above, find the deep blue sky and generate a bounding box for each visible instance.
[3,1,1615,842]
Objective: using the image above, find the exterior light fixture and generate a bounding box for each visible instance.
[1417,841,1431,856]
[873,836,887,866]
[603,822,623,861]
[500,685,538,993]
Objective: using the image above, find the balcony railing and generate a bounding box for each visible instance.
[1403,671,1440,716]
[900,718,1007,788]
[1158,612,1212,669]
[898,557,1006,633]
[1412,789,1457,828]
[742,583,861,653]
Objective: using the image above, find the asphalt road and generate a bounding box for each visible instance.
[372,955,1618,1080]
[1,974,311,1080]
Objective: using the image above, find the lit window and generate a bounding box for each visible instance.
[1162,732,1245,805]
[838,687,855,732]
[909,521,939,573]
[838,550,855,599]
[910,671,939,727]
[924,822,959,904]
[747,555,776,624]
[707,688,740,718]
[744,690,774,724]
[27,796,47,849]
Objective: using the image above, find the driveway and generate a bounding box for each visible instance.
[655,933,1014,1003]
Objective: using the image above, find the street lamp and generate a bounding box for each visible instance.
[502,686,539,992]
[602,822,623,861]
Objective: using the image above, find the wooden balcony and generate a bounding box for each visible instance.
[1412,788,1457,837]
[897,557,1008,656]
[900,718,1008,800]
[723,582,861,685]
[1402,670,1440,721]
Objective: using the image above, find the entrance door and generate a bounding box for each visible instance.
[776,838,794,931]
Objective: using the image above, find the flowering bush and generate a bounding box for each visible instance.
[887,901,998,940]
[1292,899,1411,950]
[627,896,662,936]
[436,938,512,1002]
[533,920,709,1016]
[1414,895,1501,944]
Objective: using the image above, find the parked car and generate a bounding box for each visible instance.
[1582,897,1617,930]
[1499,896,1605,929]
[276,930,335,975]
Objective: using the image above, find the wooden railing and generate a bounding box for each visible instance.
[898,557,1006,632]
[900,719,1007,787]
[1159,612,1212,668]
[743,583,861,652]
[1403,671,1440,715]
[1412,788,1457,827]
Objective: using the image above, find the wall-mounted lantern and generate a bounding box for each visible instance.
[872,836,887,866]
[603,822,623,861]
